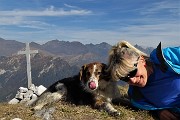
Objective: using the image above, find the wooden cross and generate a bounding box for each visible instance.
[18,43,38,88]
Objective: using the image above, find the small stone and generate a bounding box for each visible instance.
[8,98,20,104]
[36,85,47,96]
[15,92,24,100]
[19,87,28,93]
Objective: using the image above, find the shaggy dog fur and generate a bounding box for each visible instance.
[31,62,121,116]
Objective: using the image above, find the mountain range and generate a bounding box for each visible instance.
[0,37,154,102]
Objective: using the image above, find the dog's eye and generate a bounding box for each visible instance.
[97,72,101,75]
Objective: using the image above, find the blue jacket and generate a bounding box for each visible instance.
[128,43,180,113]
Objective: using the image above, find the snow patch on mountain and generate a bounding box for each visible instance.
[0,69,6,75]
[38,63,54,77]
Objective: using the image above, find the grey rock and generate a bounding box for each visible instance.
[8,98,20,104]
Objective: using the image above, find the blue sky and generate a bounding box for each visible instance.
[0,0,179,47]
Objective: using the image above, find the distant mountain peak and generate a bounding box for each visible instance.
[0,37,5,41]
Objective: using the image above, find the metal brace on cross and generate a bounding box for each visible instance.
[18,43,38,88]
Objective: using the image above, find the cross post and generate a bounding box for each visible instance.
[18,43,38,88]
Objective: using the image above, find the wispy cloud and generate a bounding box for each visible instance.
[115,22,180,47]
[0,5,92,17]
[64,4,79,9]
[0,16,23,25]
[140,1,179,15]
[0,16,55,29]
[0,5,92,28]
[19,21,56,29]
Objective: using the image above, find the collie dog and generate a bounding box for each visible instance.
[31,62,121,116]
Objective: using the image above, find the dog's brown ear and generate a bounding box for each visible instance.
[79,64,86,81]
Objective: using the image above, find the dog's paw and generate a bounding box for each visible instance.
[33,105,43,111]
[109,110,121,116]
[103,103,121,116]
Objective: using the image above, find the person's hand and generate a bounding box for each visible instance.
[158,110,179,120]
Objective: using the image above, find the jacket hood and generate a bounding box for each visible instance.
[150,42,180,74]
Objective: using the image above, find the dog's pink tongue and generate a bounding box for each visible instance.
[89,81,96,90]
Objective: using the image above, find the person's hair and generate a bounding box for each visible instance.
[106,41,149,81]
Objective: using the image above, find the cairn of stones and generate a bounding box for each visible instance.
[9,84,46,106]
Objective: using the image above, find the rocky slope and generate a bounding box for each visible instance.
[0,54,79,102]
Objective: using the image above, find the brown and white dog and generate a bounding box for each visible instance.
[31,62,121,116]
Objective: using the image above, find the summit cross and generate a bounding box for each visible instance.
[18,43,38,88]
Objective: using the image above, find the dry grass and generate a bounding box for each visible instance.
[0,86,158,120]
